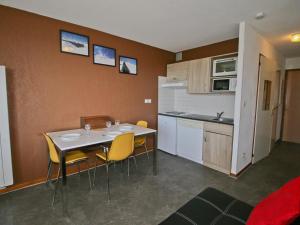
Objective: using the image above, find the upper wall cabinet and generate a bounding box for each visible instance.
[187,57,211,94]
[167,61,189,81]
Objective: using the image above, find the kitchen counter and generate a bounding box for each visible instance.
[158,113,234,125]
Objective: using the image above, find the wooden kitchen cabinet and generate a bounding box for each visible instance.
[203,122,233,174]
[188,57,211,93]
[167,61,189,81]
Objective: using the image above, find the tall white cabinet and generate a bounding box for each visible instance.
[0,66,13,188]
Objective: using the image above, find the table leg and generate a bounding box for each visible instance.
[60,151,67,185]
[153,132,157,175]
[60,151,69,214]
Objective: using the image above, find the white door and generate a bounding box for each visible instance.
[252,55,277,163]
[177,119,203,164]
[157,115,177,155]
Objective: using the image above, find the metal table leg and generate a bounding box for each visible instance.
[153,132,157,175]
[60,151,67,185]
[59,150,69,214]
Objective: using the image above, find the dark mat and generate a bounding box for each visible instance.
[159,187,253,225]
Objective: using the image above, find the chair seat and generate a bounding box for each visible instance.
[134,137,145,147]
[65,150,88,164]
[134,142,144,148]
[95,151,107,161]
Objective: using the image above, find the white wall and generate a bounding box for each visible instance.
[174,90,235,118]
[231,22,285,175]
[286,57,300,70]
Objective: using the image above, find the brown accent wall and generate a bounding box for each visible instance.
[181,38,239,61]
[0,6,175,186]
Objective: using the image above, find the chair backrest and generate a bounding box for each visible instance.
[135,121,148,145]
[137,120,148,128]
[80,115,113,129]
[108,132,134,161]
[43,134,60,163]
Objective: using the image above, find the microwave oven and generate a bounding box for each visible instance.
[212,57,237,77]
[212,77,237,92]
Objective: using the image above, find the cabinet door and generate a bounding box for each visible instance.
[167,61,189,81]
[203,131,232,174]
[188,57,211,93]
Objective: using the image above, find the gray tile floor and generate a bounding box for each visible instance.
[0,142,299,225]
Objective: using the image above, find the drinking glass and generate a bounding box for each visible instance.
[84,123,91,135]
[115,120,120,126]
[106,121,112,128]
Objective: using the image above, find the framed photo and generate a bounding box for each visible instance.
[119,56,137,75]
[93,44,116,67]
[60,30,89,56]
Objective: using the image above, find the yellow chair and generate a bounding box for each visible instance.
[93,132,134,201]
[44,134,92,205]
[135,120,149,159]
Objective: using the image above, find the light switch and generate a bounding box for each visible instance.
[144,99,152,104]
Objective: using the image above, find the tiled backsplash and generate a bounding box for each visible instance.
[158,76,235,118]
[174,89,235,118]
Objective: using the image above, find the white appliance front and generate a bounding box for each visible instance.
[212,77,237,92]
[177,118,203,164]
[158,115,177,155]
[212,57,237,77]
[0,66,13,188]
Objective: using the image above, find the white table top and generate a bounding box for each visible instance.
[47,123,156,151]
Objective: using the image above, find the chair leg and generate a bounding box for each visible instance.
[46,160,52,185]
[52,166,61,206]
[127,158,130,177]
[86,160,92,190]
[105,161,111,202]
[77,162,81,179]
[144,143,150,159]
[133,156,137,169]
[93,159,97,187]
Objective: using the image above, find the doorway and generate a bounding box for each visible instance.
[282,70,300,144]
[252,55,280,163]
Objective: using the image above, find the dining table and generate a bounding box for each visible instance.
[47,123,158,186]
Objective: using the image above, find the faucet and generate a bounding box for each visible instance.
[216,111,224,120]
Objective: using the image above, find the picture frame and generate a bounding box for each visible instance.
[93,44,116,67]
[119,56,137,75]
[60,30,89,56]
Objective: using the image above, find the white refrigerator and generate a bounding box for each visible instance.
[0,66,13,188]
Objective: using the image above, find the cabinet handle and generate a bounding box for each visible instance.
[204,136,207,142]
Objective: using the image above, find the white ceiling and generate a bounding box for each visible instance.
[1,0,300,56]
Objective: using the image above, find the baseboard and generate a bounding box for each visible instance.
[0,149,153,195]
[230,162,252,178]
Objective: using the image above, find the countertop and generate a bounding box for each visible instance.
[158,113,234,125]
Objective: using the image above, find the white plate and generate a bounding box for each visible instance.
[119,125,133,131]
[106,131,122,138]
[60,133,81,141]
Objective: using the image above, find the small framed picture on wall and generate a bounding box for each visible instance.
[119,56,137,75]
[93,44,116,67]
[60,30,89,56]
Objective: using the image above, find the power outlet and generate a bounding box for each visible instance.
[144,99,152,104]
